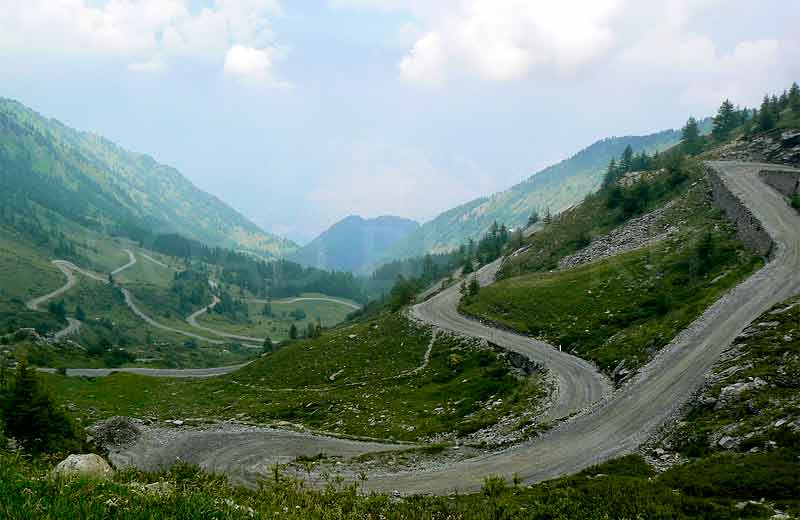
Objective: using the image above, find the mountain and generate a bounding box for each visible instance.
[0,98,296,257]
[289,215,419,274]
[386,121,712,259]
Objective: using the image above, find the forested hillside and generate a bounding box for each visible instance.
[0,98,295,258]
[387,122,711,259]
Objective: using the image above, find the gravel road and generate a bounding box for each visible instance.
[356,160,800,494]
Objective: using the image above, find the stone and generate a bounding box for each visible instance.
[52,454,114,480]
[87,416,142,449]
[715,378,767,409]
[717,436,738,449]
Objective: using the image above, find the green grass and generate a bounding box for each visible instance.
[462,180,762,373]
[43,313,546,441]
[1,450,795,519]
[196,295,358,341]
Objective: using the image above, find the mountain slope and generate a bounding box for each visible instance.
[289,215,419,274]
[0,98,295,257]
[387,121,711,258]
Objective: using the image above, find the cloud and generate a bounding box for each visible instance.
[223,44,290,88]
[331,0,797,100]
[0,0,288,86]
[128,56,167,73]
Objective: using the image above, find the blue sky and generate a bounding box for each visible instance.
[2,0,799,243]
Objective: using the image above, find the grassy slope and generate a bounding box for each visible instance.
[1,450,794,519]
[462,172,762,373]
[196,297,357,341]
[44,313,545,441]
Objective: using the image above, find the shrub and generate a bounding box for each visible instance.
[0,361,86,454]
[791,194,800,211]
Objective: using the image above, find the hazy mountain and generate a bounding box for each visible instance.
[386,121,712,259]
[289,215,419,274]
[0,98,296,258]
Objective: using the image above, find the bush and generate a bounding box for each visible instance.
[0,362,86,454]
[791,194,800,211]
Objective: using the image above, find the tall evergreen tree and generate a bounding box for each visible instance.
[758,95,776,131]
[789,82,800,113]
[681,117,702,155]
[712,99,737,141]
[526,210,540,227]
[620,145,634,173]
[602,158,619,187]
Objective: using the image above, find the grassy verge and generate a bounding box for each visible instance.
[462,183,761,373]
[44,313,545,441]
[1,450,795,519]
[664,294,800,460]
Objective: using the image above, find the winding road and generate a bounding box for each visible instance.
[26,162,800,495]
[356,160,800,494]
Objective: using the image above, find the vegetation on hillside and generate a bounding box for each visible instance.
[0,98,295,258]
[44,312,546,441]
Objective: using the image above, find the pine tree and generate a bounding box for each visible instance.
[75,305,86,321]
[526,210,540,227]
[681,117,702,155]
[620,145,634,173]
[0,361,81,453]
[789,82,800,113]
[603,158,619,187]
[289,323,298,340]
[758,95,776,131]
[712,99,736,141]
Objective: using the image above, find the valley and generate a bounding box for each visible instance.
[2,83,800,519]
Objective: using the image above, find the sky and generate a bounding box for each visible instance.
[1,1,799,244]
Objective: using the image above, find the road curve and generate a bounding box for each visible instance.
[412,258,612,422]
[358,161,800,494]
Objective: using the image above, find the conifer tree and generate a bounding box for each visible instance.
[712,99,736,141]
[681,117,702,155]
[758,95,776,131]
[526,210,540,227]
[620,145,634,173]
[789,82,800,113]
[603,158,619,187]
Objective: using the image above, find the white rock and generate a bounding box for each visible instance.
[52,454,114,480]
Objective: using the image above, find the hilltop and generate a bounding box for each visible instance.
[289,215,419,274]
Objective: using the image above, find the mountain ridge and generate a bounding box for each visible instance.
[0,97,296,258]
[385,120,712,260]
[289,214,419,274]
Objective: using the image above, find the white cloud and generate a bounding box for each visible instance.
[223,44,289,88]
[0,0,288,86]
[128,55,167,73]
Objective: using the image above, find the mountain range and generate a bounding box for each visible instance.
[0,98,296,258]
[385,120,712,260]
[289,215,419,274]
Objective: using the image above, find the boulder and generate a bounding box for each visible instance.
[87,416,142,449]
[52,454,114,480]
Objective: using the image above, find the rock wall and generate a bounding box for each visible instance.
[706,166,774,258]
[716,129,800,167]
[759,170,800,198]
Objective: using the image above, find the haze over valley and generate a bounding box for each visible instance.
[2,2,800,519]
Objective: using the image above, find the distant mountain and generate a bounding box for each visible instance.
[386,121,711,259]
[0,98,296,257]
[289,215,419,274]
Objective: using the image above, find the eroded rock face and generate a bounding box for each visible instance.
[716,130,800,167]
[714,378,767,410]
[52,454,114,480]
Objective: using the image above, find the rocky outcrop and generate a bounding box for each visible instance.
[706,166,774,257]
[716,129,800,167]
[487,341,543,375]
[52,454,114,480]
[87,416,143,450]
[558,200,679,270]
